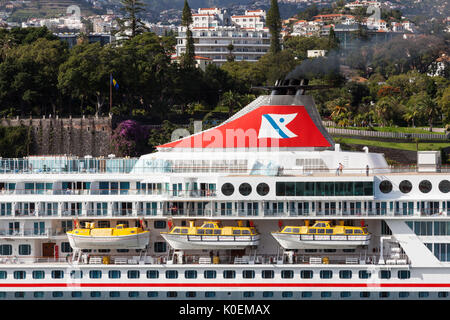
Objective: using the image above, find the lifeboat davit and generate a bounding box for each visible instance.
[271,220,370,249]
[66,222,150,250]
[160,221,260,250]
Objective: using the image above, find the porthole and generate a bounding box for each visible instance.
[419,180,432,193]
[239,183,252,196]
[438,180,450,193]
[256,183,269,196]
[399,180,412,193]
[221,183,234,196]
[379,180,392,194]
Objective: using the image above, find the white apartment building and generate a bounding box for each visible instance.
[176,8,271,66]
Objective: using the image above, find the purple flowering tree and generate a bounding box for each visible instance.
[111,120,149,156]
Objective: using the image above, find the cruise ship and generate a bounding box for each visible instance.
[0,78,449,301]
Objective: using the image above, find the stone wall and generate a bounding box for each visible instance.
[0,116,113,157]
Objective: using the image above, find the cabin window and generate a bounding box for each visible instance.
[181,229,188,234]
[147,270,159,279]
[262,270,274,279]
[233,230,241,235]
[379,180,393,193]
[205,229,213,235]
[281,270,294,279]
[292,228,299,233]
[51,270,64,279]
[339,270,352,279]
[317,229,325,234]
[127,270,140,279]
[185,270,197,279]
[379,270,391,279]
[239,183,252,196]
[243,270,255,279]
[14,271,26,279]
[204,270,216,279]
[359,270,371,279]
[172,228,180,233]
[166,270,178,279]
[284,227,292,233]
[309,228,317,234]
[242,229,250,235]
[109,270,121,279]
[419,180,432,194]
[89,270,102,279]
[198,229,205,235]
[354,229,362,234]
[398,270,410,279]
[221,183,234,196]
[0,245,12,255]
[203,224,214,228]
[223,270,236,279]
[18,244,31,255]
[213,229,221,235]
[326,229,333,234]
[301,270,313,279]
[33,271,45,279]
[320,270,333,279]
[345,229,353,234]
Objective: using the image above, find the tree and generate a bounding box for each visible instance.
[58,43,116,116]
[266,0,282,54]
[180,0,195,68]
[0,38,68,116]
[115,0,149,39]
[327,27,339,51]
[226,43,235,62]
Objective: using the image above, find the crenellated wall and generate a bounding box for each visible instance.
[0,116,113,157]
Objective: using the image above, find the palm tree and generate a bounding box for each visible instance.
[417,93,440,132]
[220,91,242,118]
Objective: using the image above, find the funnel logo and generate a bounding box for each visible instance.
[258,113,298,139]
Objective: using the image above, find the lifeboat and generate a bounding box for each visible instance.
[66,222,150,250]
[271,220,370,249]
[160,221,260,250]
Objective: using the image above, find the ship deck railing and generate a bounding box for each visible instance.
[0,156,448,176]
[0,253,410,266]
[1,207,448,219]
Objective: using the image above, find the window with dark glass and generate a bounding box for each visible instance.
[239,183,252,196]
[185,270,197,279]
[204,270,216,279]
[223,270,236,279]
[419,180,432,193]
[319,270,332,279]
[276,181,373,197]
[261,270,274,279]
[379,180,393,193]
[438,180,450,193]
[256,183,269,196]
[242,270,255,279]
[301,270,313,279]
[399,180,412,193]
[221,183,234,196]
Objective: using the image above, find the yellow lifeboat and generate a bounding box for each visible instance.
[160,221,260,250]
[271,220,370,249]
[66,222,150,250]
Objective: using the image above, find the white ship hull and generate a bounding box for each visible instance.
[67,232,150,250]
[161,233,260,250]
[271,232,371,249]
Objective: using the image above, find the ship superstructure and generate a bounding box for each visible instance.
[0,80,448,300]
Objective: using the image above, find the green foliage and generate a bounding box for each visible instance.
[115,0,150,39]
[0,126,31,157]
[266,0,282,54]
